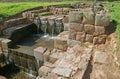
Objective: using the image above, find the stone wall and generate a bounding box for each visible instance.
[8,49,38,76]
[49,7,69,15]
[67,8,110,45]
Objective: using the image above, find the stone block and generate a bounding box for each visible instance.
[1,39,11,50]
[34,47,47,61]
[93,51,107,64]
[62,15,69,23]
[76,32,85,42]
[84,24,95,34]
[83,11,95,25]
[67,39,81,47]
[43,49,51,62]
[68,30,76,40]
[54,37,67,51]
[64,23,69,31]
[93,35,107,44]
[95,26,105,35]
[69,23,84,32]
[52,67,72,77]
[38,66,52,77]
[45,73,58,79]
[69,11,83,23]
[95,13,110,27]
[85,34,93,43]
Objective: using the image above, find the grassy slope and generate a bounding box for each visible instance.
[0,1,75,17]
[104,2,120,45]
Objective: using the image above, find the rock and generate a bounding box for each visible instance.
[76,32,85,42]
[49,49,65,64]
[34,47,47,61]
[83,11,95,25]
[52,67,72,77]
[45,73,58,79]
[54,37,67,51]
[68,30,77,40]
[69,11,83,23]
[67,39,81,47]
[91,70,107,79]
[95,26,105,35]
[84,24,95,34]
[38,66,52,77]
[93,35,107,44]
[43,49,51,62]
[44,62,54,68]
[69,23,84,32]
[0,76,7,79]
[85,34,93,43]
[62,15,69,23]
[95,13,110,27]
[64,23,69,31]
[1,39,11,51]
[93,51,107,64]
[78,59,88,70]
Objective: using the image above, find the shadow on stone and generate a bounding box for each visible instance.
[0,63,20,79]
[105,20,117,35]
[82,56,93,79]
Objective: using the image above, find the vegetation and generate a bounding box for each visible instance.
[39,11,53,16]
[0,1,74,17]
[103,2,120,45]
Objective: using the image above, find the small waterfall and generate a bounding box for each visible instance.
[48,17,56,37]
[33,17,41,35]
[55,18,64,34]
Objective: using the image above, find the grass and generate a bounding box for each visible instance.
[0,1,76,17]
[39,11,53,16]
[103,1,120,45]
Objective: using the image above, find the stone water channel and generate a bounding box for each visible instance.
[0,3,112,79]
[0,15,64,79]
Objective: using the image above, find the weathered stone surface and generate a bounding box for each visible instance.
[85,34,93,43]
[84,24,95,34]
[68,30,76,40]
[93,35,107,44]
[0,76,7,79]
[69,23,84,32]
[69,11,83,23]
[67,39,81,47]
[43,49,51,62]
[4,18,29,28]
[49,49,65,64]
[45,73,58,79]
[38,66,51,77]
[54,37,67,51]
[91,70,107,79]
[93,51,107,64]
[95,13,110,27]
[62,15,69,23]
[64,23,69,31]
[34,47,47,61]
[83,11,95,25]
[52,67,72,77]
[1,39,11,50]
[76,32,85,42]
[95,26,105,35]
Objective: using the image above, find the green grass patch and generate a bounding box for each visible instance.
[0,1,76,17]
[39,11,53,16]
[63,7,72,11]
[103,1,120,45]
